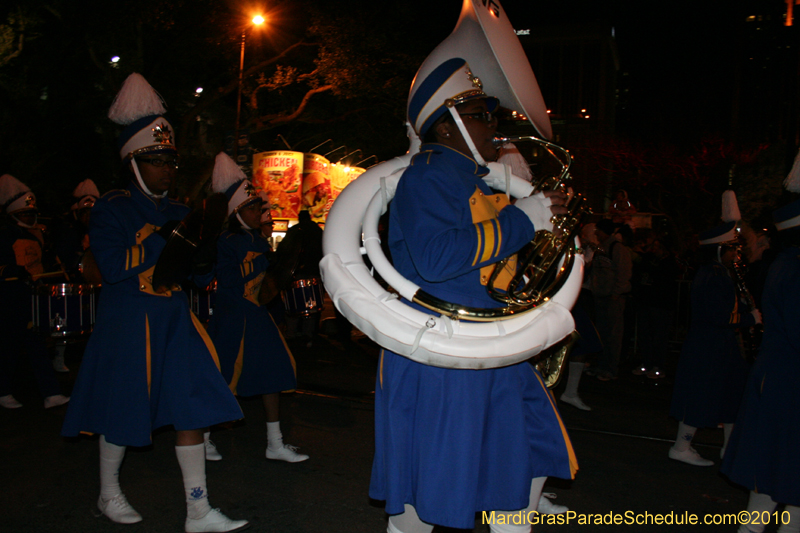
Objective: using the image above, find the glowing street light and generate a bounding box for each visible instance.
[234,14,266,161]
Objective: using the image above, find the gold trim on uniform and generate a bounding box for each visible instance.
[468,187,517,287]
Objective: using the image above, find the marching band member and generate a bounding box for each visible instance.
[279,209,324,345]
[668,216,760,466]
[369,58,577,533]
[203,152,308,463]
[48,178,102,372]
[51,179,100,282]
[61,74,248,532]
[721,174,800,533]
[0,173,70,409]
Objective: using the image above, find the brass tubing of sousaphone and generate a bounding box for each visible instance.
[408,136,589,323]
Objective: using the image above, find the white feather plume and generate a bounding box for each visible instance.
[72,179,100,199]
[0,174,30,205]
[211,152,246,193]
[784,147,800,193]
[497,143,533,182]
[108,73,167,125]
[721,189,741,222]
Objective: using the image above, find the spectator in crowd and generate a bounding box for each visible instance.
[590,219,632,381]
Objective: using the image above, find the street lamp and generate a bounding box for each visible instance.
[234,14,265,161]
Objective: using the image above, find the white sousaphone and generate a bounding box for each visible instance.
[319,0,583,370]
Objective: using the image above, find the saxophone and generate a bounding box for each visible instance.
[731,249,761,360]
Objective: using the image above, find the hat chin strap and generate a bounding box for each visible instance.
[11,213,38,229]
[447,106,487,167]
[131,159,168,199]
[236,212,255,230]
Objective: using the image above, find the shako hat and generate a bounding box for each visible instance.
[211,152,260,217]
[407,58,498,138]
[71,179,100,210]
[0,174,36,214]
[699,220,738,246]
[109,73,177,161]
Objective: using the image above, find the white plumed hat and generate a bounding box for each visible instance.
[0,174,36,214]
[109,73,176,161]
[721,190,741,223]
[211,152,258,216]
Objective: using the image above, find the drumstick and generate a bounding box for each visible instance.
[5,271,65,282]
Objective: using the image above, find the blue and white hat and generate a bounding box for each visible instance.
[699,220,738,246]
[407,58,498,137]
[108,73,177,161]
[774,201,800,231]
[211,152,260,217]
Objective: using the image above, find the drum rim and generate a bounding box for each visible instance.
[36,283,99,296]
[291,278,321,288]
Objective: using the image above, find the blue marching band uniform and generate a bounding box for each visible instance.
[205,150,308,464]
[669,259,754,430]
[204,228,296,398]
[61,73,249,532]
[722,244,800,507]
[370,143,577,530]
[720,195,800,532]
[61,181,243,446]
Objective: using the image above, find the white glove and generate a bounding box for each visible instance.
[514,192,554,232]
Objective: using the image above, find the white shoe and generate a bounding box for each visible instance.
[97,494,143,524]
[560,393,592,411]
[44,394,70,409]
[266,444,309,463]
[669,446,714,466]
[185,508,249,532]
[0,395,22,409]
[538,493,569,514]
[204,438,222,461]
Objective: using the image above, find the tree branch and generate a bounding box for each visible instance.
[250,84,333,130]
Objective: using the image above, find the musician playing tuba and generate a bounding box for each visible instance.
[369,58,578,532]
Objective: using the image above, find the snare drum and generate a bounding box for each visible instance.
[32,283,98,337]
[189,280,217,323]
[281,278,324,316]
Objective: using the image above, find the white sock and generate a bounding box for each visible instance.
[203,431,211,444]
[778,505,800,533]
[721,423,733,458]
[486,477,547,533]
[737,491,777,533]
[176,443,211,519]
[99,435,126,500]
[267,421,283,450]
[387,504,434,533]
[674,422,696,452]
[563,361,584,398]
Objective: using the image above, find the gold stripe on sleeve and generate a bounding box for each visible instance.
[479,220,496,263]
[472,223,483,266]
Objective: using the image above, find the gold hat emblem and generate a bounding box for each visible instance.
[152,122,173,145]
[465,66,482,90]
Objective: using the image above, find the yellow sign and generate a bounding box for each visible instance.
[253,151,304,221]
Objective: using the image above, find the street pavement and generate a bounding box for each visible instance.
[1,314,766,533]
